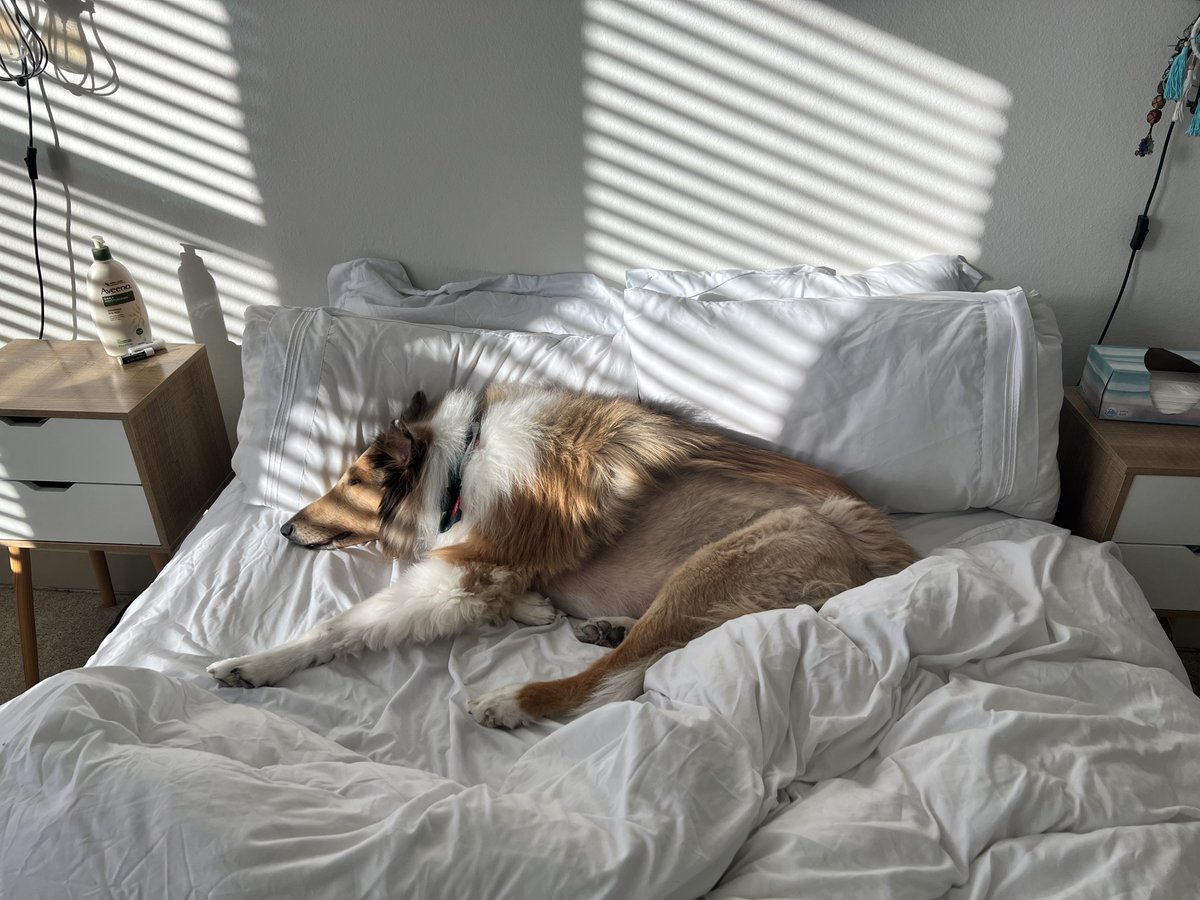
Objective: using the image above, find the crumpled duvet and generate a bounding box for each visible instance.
[1,495,1197,899]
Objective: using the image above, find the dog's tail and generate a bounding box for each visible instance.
[818,495,921,578]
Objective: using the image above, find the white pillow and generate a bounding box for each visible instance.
[625,262,834,299]
[328,258,623,336]
[622,286,1055,518]
[625,255,983,299]
[1023,290,1064,520]
[233,306,637,512]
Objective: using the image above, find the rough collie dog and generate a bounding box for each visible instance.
[208,383,919,728]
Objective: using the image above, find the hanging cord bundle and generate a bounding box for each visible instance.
[0,0,46,81]
[1,0,49,339]
[1167,14,1200,136]
[1102,13,1200,345]
[1136,40,1185,156]
[1135,16,1200,155]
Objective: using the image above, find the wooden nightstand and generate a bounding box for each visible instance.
[0,340,232,686]
[1056,386,1200,620]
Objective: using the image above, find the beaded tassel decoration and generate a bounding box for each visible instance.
[1136,36,1189,157]
[1164,42,1191,99]
[1179,40,1200,136]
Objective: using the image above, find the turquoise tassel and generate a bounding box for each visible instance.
[1165,45,1190,99]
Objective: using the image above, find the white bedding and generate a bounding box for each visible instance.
[1,483,1198,898]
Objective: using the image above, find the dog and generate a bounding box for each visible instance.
[208,383,920,728]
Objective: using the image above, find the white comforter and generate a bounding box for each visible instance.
[1,488,1198,899]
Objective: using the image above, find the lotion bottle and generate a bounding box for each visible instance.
[87,235,153,356]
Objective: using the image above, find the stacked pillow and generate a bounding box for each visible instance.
[233,254,1061,520]
[622,285,1060,519]
[626,254,982,299]
[328,258,624,335]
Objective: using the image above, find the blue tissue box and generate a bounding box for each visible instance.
[1079,345,1200,426]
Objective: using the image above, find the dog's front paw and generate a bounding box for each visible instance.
[510,591,558,627]
[468,684,534,729]
[207,655,276,689]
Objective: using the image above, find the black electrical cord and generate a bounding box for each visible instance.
[1096,117,1178,346]
[21,60,47,341]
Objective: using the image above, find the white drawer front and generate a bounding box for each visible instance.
[1117,543,1200,613]
[0,480,159,545]
[0,417,140,484]
[1112,475,1200,545]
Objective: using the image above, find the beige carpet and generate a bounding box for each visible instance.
[0,586,134,705]
[3,586,1200,706]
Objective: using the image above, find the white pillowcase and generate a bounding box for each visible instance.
[328,258,623,336]
[625,254,983,299]
[233,306,637,512]
[1023,290,1064,521]
[622,286,1056,518]
[625,262,834,299]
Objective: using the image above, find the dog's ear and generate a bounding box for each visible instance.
[368,422,426,525]
[399,390,428,423]
[376,421,417,468]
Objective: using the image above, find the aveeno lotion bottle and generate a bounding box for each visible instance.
[87,235,153,355]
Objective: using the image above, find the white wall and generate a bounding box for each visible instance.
[2,0,1199,590]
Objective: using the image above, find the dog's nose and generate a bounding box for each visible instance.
[280,521,295,538]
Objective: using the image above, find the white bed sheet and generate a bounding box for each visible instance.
[1,483,1198,898]
[81,488,1012,788]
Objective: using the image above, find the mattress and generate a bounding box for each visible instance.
[2,482,1199,898]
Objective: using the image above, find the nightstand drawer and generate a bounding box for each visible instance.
[0,480,159,545]
[1117,543,1200,613]
[0,417,140,484]
[1111,476,1200,545]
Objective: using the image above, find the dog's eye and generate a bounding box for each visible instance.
[347,477,361,487]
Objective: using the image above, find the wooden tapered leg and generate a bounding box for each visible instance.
[149,552,170,574]
[89,550,117,608]
[8,546,39,688]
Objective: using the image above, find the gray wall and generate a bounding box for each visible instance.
[2,0,1199,591]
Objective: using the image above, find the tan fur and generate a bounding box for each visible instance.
[284,455,385,550]
[278,385,921,726]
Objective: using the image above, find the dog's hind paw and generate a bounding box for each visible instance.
[572,616,636,648]
[468,684,534,729]
[207,655,275,689]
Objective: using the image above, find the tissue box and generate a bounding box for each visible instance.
[1079,345,1200,426]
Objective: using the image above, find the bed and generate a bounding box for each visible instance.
[1,256,1198,899]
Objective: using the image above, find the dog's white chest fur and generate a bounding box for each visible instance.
[459,388,551,521]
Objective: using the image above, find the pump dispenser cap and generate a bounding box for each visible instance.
[91,235,112,261]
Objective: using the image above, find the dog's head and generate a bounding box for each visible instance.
[279,391,432,558]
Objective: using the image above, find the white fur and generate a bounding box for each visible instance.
[413,390,479,551]
[467,684,533,728]
[460,387,552,521]
[207,557,491,688]
[510,591,557,627]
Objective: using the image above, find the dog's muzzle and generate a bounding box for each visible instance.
[280,519,352,549]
